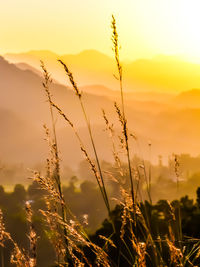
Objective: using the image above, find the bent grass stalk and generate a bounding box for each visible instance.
[102,109,125,182]
[49,100,109,212]
[57,59,110,214]
[40,61,70,262]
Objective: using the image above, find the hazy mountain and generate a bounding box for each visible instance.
[172,89,200,108]
[0,55,52,126]
[0,107,45,164]
[126,56,200,92]
[80,84,117,97]
[5,50,58,66]
[5,49,115,89]
[0,55,164,128]
[0,55,115,127]
[125,91,174,102]
[0,56,132,167]
[80,85,174,105]
[2,54,200,173]
[5,49,200,92]
[15,62,42,77]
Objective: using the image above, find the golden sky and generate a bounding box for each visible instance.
[1,0,200,62]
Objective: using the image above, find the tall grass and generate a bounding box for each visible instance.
[111,15,135,208]
[40,61,71,263]
[57,59,110,214]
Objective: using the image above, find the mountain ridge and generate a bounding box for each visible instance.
[2,54,200,168]
[5,50,200,92]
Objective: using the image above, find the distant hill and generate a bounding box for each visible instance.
[0,55,52,125]
[62,50,114,71]
[2,54,200,170]
[0,55,119,127]
[5,49,200,92]
[0,56,130,166]
[79,85,174,103]
[80,84,117,97]
[15,62,42,77]
[5,49,115,89]
[0,107,44,164]
[172,89,200,108]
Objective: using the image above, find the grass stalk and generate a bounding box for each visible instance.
[40,61,70,263]
[49,100,110,213]
[111,15,135,207]
[57,59,111,214]
[174,154,183,247]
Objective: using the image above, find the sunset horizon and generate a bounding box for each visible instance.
[1,0,200,62]
[2,1,200,266]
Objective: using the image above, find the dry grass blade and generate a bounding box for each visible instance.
[49,99,108,208]
[41,62,71,263]
[57,59,110,214]
[111,16,135,207]
[0,208,32,266]
[167,238,183,266]
[41,209,110,266]
[58,59,81,98]
[25,201,37,267]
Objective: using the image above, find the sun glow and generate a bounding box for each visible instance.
[166,1,200,63]
[1,0,200,63]
[121,0,200,63]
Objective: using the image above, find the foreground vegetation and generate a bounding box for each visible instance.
[1,182,200,266]
[1,16,200,266]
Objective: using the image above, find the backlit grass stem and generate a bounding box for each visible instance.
[58,59,111,214]
[40,61,70,263]
[111,15,135,207]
